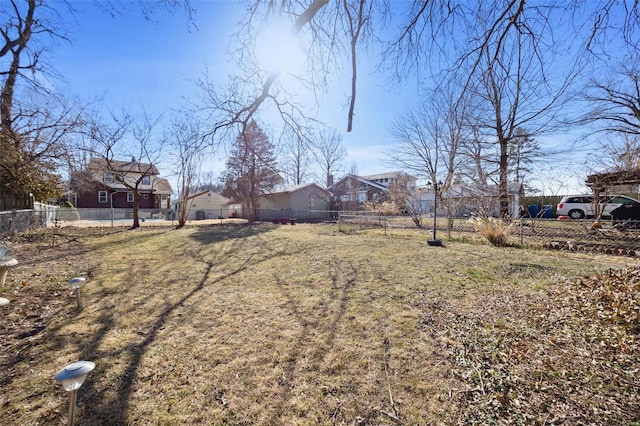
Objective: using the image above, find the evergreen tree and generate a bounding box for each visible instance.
[222,120,281,223]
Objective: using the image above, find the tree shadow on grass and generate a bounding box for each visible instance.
[266,260,358,424]
[1,224,283,424]
[72,228,286,425]
[188,223,275,245]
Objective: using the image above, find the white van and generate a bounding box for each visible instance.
[556,194,640,219]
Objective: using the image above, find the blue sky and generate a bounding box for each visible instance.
[49,1,420,186]
[41,1,608,195]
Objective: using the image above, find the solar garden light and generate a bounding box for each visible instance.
[0,246,17,288]
[55,361,95,426]
[68,277,86,310]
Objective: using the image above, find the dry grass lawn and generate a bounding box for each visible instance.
[0,223,638,425]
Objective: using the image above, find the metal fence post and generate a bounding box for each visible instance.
[520,218,524,245]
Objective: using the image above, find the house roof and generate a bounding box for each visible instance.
[88,158,160,175]
[154,178,173,195]
[183,190,230,201]
[332,174,389,191]
[360,171,405,181]
[177,190,231,203]
[586,169,640,187]
[185,190,212,200]
[267,183,331,195]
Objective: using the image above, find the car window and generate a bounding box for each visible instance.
[609,196,628,204]
[566,196,592,203]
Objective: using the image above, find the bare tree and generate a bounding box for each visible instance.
[583,61,640,136]
[0,0,81,207]
[85,109,165,229]
[280,129,313,186]
[458,124,493,186]
[387,173,424,227]
[462,2,577,218]
[508,128,540,189]
[1,0,71,132]
[169,118,205,228]
[314,128,346,188]
[388,84,467,197]
[196,0,331,146]
[594,133,640,172]
[222,1,639,207]
[193,171,223,193]
[1,94,83,207]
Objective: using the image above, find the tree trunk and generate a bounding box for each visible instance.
[499,138,509,218]
[131,192,141,229]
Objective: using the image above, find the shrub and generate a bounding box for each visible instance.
[58,202,80,221]
[471,217,514,246]
[362,201,400,216]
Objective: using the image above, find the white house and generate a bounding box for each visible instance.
[420,182,524,218]
[175,190,231,220]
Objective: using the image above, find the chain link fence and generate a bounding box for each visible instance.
[337,212,640,255]
[437,217,639,254]
[2,206,638,256]
[0,204,59,238]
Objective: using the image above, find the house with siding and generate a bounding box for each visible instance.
[174,190,231,220]
[73,158,172,210]
[257,183,332,222]
[330,172,409,210]
[419,182,524,218]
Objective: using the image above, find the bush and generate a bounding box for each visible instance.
[471,217,514,246]
[362,201,400,216]
[58,202,80,221]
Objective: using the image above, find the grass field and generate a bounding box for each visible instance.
[1,223,638,425]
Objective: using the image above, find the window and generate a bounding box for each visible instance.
[98,191,108,203]
[127,192,134,203]
[103,172,114,183]
[308,194,315,206]
[142,175,150,185]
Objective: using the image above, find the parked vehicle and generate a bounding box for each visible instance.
[556,194,640,219]
[611,202,640,229]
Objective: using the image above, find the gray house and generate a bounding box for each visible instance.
[257,183,332,222]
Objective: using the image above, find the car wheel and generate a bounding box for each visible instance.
[568,209,585,219]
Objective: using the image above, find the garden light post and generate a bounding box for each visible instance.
[427,181,443,246]
[68,277,86,310]
[55,361,95,426]
[0,248,17,288]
